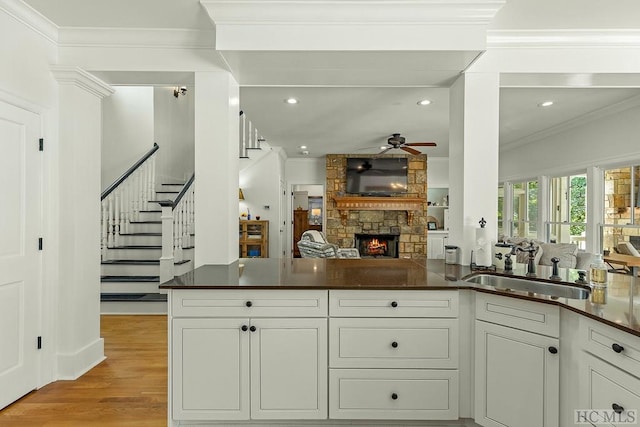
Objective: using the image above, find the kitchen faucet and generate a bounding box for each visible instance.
[517,242,537,277]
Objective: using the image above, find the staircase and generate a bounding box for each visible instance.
[100,144,195,314]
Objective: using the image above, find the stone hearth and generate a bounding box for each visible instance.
[325,154,428,259]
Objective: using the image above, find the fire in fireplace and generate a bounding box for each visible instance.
[355,233,399,258]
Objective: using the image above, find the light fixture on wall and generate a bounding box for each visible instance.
[174,86,187,98]
[239,188,245,200]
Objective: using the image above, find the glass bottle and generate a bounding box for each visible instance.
[589,253,608,304]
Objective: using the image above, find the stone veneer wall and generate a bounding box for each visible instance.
[603,167,640,250]
[325,154,428,259]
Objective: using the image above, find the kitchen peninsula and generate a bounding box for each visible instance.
[161,258,640,427]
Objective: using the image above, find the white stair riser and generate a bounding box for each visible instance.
[101,263,159,276]
[108,248,161,260]
[100,301,167,315]
[118,234,162,246]
[100,281,160,294]
[152,192,177,202]
[134,211,161,222]
[175,260,193,276]
[127,223,162,233]
[158,184,184,192]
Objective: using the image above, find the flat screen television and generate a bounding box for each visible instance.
[346,158,408,196]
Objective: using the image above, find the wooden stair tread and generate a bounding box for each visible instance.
[119,232,161,236]
[129,220,161,224]
[108,245,162,249]
[102,259,191,265]
[101,275,159,282]
[100,293,167,302]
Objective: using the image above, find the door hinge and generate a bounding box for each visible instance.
[39,138,44,151]
[37,336,42,349]
[38,238,43,250]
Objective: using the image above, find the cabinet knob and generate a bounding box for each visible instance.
[548,346,558,354]
[249,325,256,332]
[391,341,398,348]
[391,393,398,400]
[246,301,252,307]
[612,343,624,353]
[612,403,624,414]
[390,301,398,308]
[241,325,248,332]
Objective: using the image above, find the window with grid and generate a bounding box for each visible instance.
[547,174,587,249]
[512,180,537,239]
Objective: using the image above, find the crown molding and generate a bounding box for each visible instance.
[58,27,215,49]
[51,66,114,98]
[0,0,58,43]
[201,0,506,25]
[488,29,640,49]
[501,93,640,152]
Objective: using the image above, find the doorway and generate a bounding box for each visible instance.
[290,184,324,257]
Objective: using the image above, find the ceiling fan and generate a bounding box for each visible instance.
[379,133,437,155]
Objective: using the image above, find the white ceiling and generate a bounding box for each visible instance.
[23,0,640,159]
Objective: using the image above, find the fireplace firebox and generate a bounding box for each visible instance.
[355,233,399,258]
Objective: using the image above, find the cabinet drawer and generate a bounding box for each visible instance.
[329,290,458,318]
[581,353,640,426]
[329,369,458,420]
[580,316,640,378]
[329,318,458,368]
[171,290,328,317]
[475,292,559,337]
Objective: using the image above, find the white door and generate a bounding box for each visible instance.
[475,320,559,427]
[172,318,250,420]
[0,101,42,409]
[250,318,328,419]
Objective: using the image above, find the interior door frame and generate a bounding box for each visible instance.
[288,184,325,257]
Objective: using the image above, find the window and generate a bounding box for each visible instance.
[548,174,587,249]
[497,185,504,237]
[512,180,537,239]
[602,165,640,254]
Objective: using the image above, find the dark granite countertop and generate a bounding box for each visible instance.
[160,258,640,337]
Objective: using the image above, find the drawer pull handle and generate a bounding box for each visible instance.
[241,325,248,332]
[612,343,624,353]
[612,403,624,414]
[390,301,398,308]
[249,325,256,332]
[391,393,398,400]
[391,341,398,348]
[548,346,558,354]
[245,301,253,307]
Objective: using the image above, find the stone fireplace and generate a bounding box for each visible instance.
[355,232,400,258]
[325,154,428,259]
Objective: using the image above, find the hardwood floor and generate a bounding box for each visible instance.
[0,315,167,426]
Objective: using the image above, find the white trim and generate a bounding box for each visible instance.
[58,27,215,49]
[201,0,506,25]
[488,29,640,49]
[0,0,58,43]
[501,93,640,152]
[56,338,105,380]
[51,66,115,98]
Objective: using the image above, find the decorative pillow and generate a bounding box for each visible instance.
[539,243,578,268]
[508,239,543,264]
[618,241,640,257]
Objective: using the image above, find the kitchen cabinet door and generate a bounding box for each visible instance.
[475,320,559,427]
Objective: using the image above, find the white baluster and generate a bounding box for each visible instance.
[107,196,115,248]
[101,201,109,259]
[119,188,126,244]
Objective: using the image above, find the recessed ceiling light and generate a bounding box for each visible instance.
[539,101,554,107]
[380,146,388,150]
[285,98,299,104]
[299,145,307,149]
[417,99,432,106]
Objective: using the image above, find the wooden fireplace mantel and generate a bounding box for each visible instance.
[333,196,425,226]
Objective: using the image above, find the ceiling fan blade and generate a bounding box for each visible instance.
[378,146,393,155]
[404,142,437,147]
[400,146,421,155]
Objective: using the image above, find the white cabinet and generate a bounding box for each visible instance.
[170,291,328,423]
[474,294,560,427]
[427,232,448,259]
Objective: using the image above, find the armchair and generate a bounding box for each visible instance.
[297,230,360,259]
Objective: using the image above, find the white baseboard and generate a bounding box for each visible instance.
[56,337,105,380]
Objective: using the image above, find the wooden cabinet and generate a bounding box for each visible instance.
[427,231,448,259]
[474,294,560,427]
[293,209,321,257]
[170,290,328,423]
[239,220,268,258]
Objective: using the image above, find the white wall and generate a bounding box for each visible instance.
[285,158,326,186]
[427,157,449,188]
[101,86,154,189]
[500,103,640,181]
[240,149,284,258]
[153,86,195,183]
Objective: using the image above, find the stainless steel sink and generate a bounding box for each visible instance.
[464,273,590,300]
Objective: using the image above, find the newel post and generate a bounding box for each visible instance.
[159,201,175,283]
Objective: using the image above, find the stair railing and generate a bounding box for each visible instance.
[239,110,264,158]
[159,173,195,282]
[101,143,159,260]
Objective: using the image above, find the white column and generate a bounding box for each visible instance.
[448,72,500,264]
[586,166,604,253]
[51,66,113,379]
[194,71,240,266]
